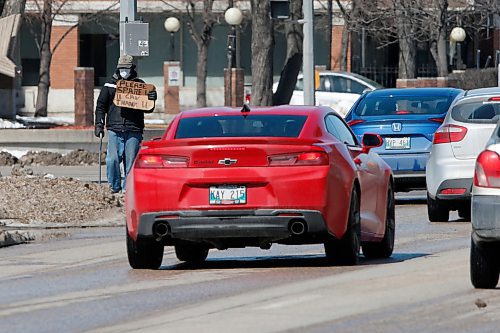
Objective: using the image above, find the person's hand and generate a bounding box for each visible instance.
[95,125,104,138]
[148,90,157,101]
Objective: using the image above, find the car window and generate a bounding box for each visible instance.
[175,115,308,138]
[451,101,500,124]
[318,75,333,92]
[349,79,369,94]
[354,96,453,116]
[331,76,349,93]
[326,115,358,145]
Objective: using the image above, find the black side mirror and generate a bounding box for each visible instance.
[362,133,383,153]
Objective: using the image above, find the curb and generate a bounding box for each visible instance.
[0,230,36,247]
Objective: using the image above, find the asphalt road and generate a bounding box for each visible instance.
[0,202,498,333]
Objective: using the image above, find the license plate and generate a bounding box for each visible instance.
[385,137,410,150]
[209,185,247,205]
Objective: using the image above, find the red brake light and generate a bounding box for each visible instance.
[268,151,329,166]
[347,119,365,127]
[428,117,444,124]
[474,150,500,188]
[488,97,500,102]
[439,188,467,195]
[433,124,468,144]
[136,155,189,168]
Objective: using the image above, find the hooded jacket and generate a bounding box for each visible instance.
[95,71,154,133]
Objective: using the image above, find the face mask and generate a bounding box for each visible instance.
[119,69,131,79]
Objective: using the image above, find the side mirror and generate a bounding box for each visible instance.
[361,133,383,153]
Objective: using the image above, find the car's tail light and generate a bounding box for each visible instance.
[474,150,500,188]
[439,188,467,195]
[347,119,365,127]
[268,151,329,166]
[488,97,500,102]
[433,124,468,144]
[428,117,444,124]
[136,155,189,168]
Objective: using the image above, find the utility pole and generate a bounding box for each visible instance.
[119,0,149,57]
[303,0,315,106]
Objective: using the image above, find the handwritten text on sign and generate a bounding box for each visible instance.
[113,80,156,111]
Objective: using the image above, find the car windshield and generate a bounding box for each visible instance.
[354,95,453,116]
[175,115,308,139]
[451,101,500,124]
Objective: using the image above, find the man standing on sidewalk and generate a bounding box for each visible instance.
[94,55,157,193]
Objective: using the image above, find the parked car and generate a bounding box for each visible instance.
[274,71,383,117]
[345,87,463,192]
[125,105,394,269]
[470,121,500,289]
[426,87,500,222]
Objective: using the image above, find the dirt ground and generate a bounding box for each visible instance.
[0,150,122,226]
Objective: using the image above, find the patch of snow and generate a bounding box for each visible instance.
[0,118,25,129]
[16,115,73,125]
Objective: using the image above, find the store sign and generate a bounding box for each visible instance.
[113,80,156,111]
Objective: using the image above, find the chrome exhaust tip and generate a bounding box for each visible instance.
[289,220,307,236]
[153,222,170,238]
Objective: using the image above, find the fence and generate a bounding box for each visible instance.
[358,66,438,88]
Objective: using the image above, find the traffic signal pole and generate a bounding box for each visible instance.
[120,0,137,56]
[302,0,315,106]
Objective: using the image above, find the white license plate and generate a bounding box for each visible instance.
[385,137,410,150]
[209,185,247,205]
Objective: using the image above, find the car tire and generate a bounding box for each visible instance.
[458,205,471,221]
[324,188,360,266]
[362,182,395,259]
[427,192,449,222]
[470,237,499,289]
[175,242,209,264]
[126,228,164,269]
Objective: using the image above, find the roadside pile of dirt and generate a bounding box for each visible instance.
[0,173,123,225]
[0,149,105,166]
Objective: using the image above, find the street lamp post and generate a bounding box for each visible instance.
[224,7,243,106]
[450,27,466,70]
[164,17,180,61]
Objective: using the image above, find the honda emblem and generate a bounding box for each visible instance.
[392,122,402,132]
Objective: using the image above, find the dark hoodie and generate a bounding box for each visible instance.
[95,70,154,133]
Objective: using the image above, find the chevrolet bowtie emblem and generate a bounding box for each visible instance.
[218,158,237,166]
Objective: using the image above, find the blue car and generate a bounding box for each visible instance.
[345,87,463,192]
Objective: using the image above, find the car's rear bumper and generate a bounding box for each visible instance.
[435,178,472,201]
[472,195,500,243]
[379,152,429,174]
[137,209,328,244]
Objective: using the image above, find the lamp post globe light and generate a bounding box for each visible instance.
[450,27,466,70]
[224,7,242,106]
[164,17,180,61]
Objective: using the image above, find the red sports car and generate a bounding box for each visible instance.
[125,105,394,269]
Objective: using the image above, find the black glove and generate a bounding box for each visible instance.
[95,125,104,138]
[148,90,157,101]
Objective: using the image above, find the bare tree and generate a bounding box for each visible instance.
[250,0,273,106]
[26,0,119,117]
[184,0,216,108]
[1,0,26,17]
[272,0,302,105]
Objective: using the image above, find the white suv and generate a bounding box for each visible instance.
[426,87,500,222]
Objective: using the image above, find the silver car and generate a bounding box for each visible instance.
[426,87,500,222]
[470,121,500,289]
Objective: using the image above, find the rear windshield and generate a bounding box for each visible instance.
[451,101,500,124]
[175,115,308,139]
[354,96,453,116]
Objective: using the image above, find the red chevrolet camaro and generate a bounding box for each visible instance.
[125,105,394,269]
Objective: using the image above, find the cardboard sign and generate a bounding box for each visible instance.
[113,80,156,111]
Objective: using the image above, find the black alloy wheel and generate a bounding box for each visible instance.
[362,182,395,259]
[324,188,361,266]
[126,227,164,269]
